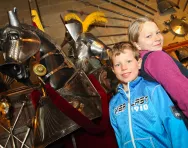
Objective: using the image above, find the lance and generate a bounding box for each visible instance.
[67,10,131,22]
[183,0,188,11]
[121,0,155,15]
[135,0,158,12]
[102,0,145,17]
[96,33,127,38]
[77,0,137,19]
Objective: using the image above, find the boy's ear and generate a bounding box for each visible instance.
[134,42,141,50]
[111,66,115,73]
[138,58,142,69]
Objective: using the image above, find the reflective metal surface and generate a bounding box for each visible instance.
[0,8,105,148]
[0,85,39,148]
[157,0,179,14]
[169,18,188,36]
[34,70,101,148]
[1,10,41,64]
[176,47,188,61]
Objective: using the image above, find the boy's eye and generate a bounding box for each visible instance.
[114,63,120,67]
[127,60,132,63]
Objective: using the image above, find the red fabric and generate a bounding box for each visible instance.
[79,74,118,148]
[44,83,104,135]
[32,21,38,28]
[30,89,41,110]
[61,74,118,148]
[31,75,118,148]
[88,74,111,127]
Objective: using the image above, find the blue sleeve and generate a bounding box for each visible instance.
[151,85,188,148]
[109,102,122,148]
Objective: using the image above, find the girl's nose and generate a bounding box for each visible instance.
[155,34,161,41]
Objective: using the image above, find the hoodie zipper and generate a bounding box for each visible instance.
[125,83,136,148]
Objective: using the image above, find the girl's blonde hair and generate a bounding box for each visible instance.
[128,17,154,44]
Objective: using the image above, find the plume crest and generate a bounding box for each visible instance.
[64,11,108,33]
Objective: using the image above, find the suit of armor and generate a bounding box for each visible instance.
[0,8,118,148]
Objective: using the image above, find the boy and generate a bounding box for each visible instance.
[108,42,188,148]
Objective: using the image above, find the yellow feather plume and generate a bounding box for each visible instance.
[64,13,82,24]
[64,11,108,33]
[83,11,108,33]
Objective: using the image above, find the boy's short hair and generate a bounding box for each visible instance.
[108,41,140,66]
[128,17,154,44]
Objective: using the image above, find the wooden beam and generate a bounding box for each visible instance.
[163,40,188,53]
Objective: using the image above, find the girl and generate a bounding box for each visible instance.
[128,17,188,118]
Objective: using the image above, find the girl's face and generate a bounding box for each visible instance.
[134,21,164,51]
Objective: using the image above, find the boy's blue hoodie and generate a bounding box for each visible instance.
[109,76,188,148]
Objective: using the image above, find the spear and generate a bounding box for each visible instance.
[77,0,137,19]
[121,0,155,15]
[135,0,158,12]
[67,10,131,22]
[102,0,145,17]
[183,0,188,11]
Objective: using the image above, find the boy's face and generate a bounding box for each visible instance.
[135,21,164,51]
[112,49,141,85]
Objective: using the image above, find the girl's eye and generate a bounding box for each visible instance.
[156,31,161,34]
[146,35,151,38]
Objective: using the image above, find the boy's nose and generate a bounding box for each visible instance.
[121,64,128,70]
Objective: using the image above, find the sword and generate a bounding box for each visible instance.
[67,10,131,22]
[102,0,145,17]
[77,0,137,19]
[183,0,188,11]
[121,0,155,15]
[135,0,158,12]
